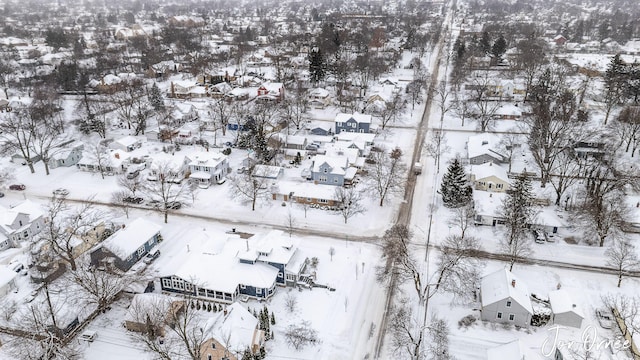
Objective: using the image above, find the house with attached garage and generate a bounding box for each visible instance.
[89,218,162,272]
[311,155,349,186]
[334,113,372,134]
[0,200,45,251]
[480,268,533,327]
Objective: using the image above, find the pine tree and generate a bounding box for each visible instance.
[270,312,276,325]
[500,174,534,246]
[241,347,253,360]
[308,48,325,84]
[491,35,507,59]
[149,83,164,112]
[440,158,472,208]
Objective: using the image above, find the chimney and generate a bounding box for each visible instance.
[511,279,516,287]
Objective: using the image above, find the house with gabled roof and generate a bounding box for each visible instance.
[200,303,265,360]
[124,293,183,337]
[110,135,142,152]
[311,155,349,186]
[309,87,331,108]
[487,339,537,360]
[257,82,285,102]
[0,200,45,251]
[184,152,229,186]
[89,218,162,272]
[0,266,18,297]
[480,268,533,327]
[467,133,508,165]
[335,113,372,134]
[49,144,83,169]
[549,289,584,329]
[470,162,510,193]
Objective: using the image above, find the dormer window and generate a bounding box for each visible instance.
[323,168,328,173]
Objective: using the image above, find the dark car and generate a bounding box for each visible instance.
[167,201,182,210]
[9,184,26,191]
[123,196,144,204]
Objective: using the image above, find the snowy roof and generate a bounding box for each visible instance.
[203,303,259,351]
[10,199,45,220]
[274,181,340,201]
[335,113,372,124]
[335,132,376,144]
[467,133,506,161]
[114,136,140,147]
[186,152,227,168]
[481,268,533,314]
[171,238,278,293]
[312,155,348,175]
[533,207,567,228]
[486,340,532,360]
[126,293,175,323]
[309,87,330,97]
[0,266,17,289]
[548,289,584,318]
[470,163,509,182]
[253,164,283,179]
[102,218,162,259]
[285,135,307,146]
[473,191,506,217]
[238,230,298,266]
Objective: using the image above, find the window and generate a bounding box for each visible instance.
[277,273,283,278]
[23,231,29,238]
[323,168,328,173]
[319,176,328,182]
[506,301,511,307]
[497,184,503,189]
[257,288,262,294]
[137,246,145,257]
[509,314,515,321]
[147,238,154,246]
[351,122,356,128]
[208,354,212,360]
[319,199,328,204]
[497,312,502,319]
[162,278,171,289]
[211,343,216,349]
[240,284,246,289]
[333,178,339,183]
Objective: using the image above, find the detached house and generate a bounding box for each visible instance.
[184,152,229,186]
[90,218,162,272]
[109,136,142,152]
[467,133,508,165]
[0,200,45,251]
[257,82,285,102]
[49,144,83,169]
[311,155,349,186]
[200,303,265,360]
[480,268,533,327]
[549,289,584,329]
[470,163,510,192]
[335,113,372,134]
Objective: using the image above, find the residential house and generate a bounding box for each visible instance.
[200,303,265,360]
[124,293,183,336]
[167,15,205,27]
[89,218,162,272]
[465,132,513,165]
[170,80,206,99]
[0,266,18,297]
[309,123,333,136]
[554,35,567,46]
[487,340,537,360]
[271,181,342,207]
[308,88,331,108]
[493,104,522,120]
[334,113,372,134]
[480,268,533,327]
[573,141,606,161]
[146,61,181,79]
[257,82,285,102]
[109,136,142,152]
[49,144,83,169]
[473,191,507,226]
[209,81,232,98]
[311,155,349,186]
[0,200,45,251]
[172,102,199,124]
[283,135,308,150]
[10,153,41,165]
[160,236,279,304]
[185,152,229,186]
[469,162,510,192]
[549,289,584,329]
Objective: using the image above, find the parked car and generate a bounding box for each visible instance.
[167,201,182,210]
[123,196,144,204]
[79,330,97,342]
[216,178,226,185]
[126,170,140,179]
[596,309,613,329]
[0,192,4,198]
[143,249,161,264]
[53,188,69,196]
[533,229,546,244]
[9,184,25,190]
[147,200,162,208]
[545,231,555,242]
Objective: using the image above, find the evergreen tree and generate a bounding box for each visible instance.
[270,312,276,325]
[479,31,491,54]
[149,83,164,112]
[500,174,534,246]
[440,158,472,208]
[491,35,507,59]
[308,48,325,84]
[241,348,253,360]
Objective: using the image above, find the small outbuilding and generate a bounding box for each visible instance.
[549,289,584,329]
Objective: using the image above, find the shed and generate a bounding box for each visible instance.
[0,266,17,297]
[549,289,584,328]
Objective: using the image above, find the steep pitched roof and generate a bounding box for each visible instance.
[481,268,533,314]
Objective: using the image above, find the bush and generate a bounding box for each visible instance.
[222,147,232,155]
[458,314,476,328]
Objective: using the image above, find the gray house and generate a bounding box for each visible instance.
[549,289,584,329]
[334,113,372,134]
[49,145,83,169]
[311,155,348,186]
[90,218,162,272]
[467,133,508,165]
[480,268,533,327]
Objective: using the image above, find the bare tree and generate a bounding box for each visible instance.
[70,267,135,313]
[610,106,640,156]
[37,196,105,271]
[284,321,318,350]
[452,96,471,127]
[367,147,407,206]
[279,87,309,132]
[389,297,424,360]
[210,97,233,137]
[142,161,193,223]
[329,247,336,261]
[435,235,483,302]
[548,149,582,206]
[284,209,296,237]
[111,190,133,219]
[368,92,406,130]
[0,110,38,173]
[448,203,475,240]
[601,294,640,338]
[498,132,521,173]
[469,73,500,132]
[86,143,111,179]
[427,315,453,360]
[498,175,535,270]
[228,165,271,211]
[435,81,454,126]
[423,129,449,173]
[118,172,144,196]
[285,292,298,313]
[606,237,639,288]
[334,186,366,224]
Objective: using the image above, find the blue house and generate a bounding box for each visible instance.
[160,230,309,304]
[90,218,162,272]
[334,113,372,134]
[311,155,349,186]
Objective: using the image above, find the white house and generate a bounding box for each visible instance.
[467,133,508,165]
[549,289,584,329]
[200,303,265,359]
[469,162,510,193]
[109,136,142,152]
[0,200,45,251]
[480,268,533,327]
[184,152,229,185]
